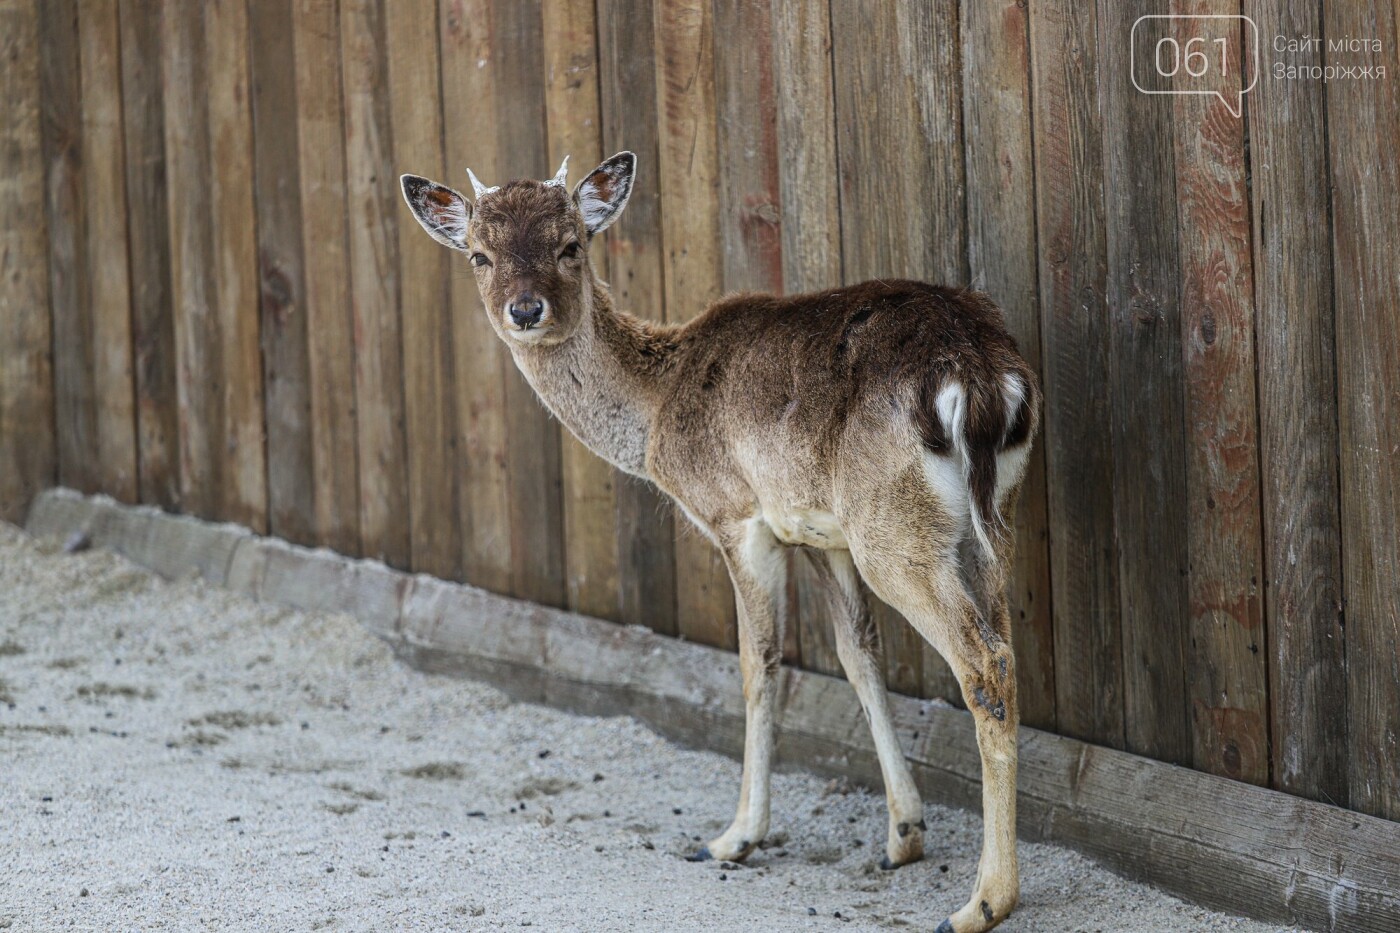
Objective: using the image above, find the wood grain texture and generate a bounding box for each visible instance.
[544,0,623,621]
[1243,0,1346,807]
[40,0,94,496]
[1167,4,1268,786]
[1325,0,1400,822]
[1097,3,1190,765]
[653,0,735,650]
[119,0,179,511]
[292,0,361,557]
[1027,0,1122,746]
[78,0,138,504]
[961,0,1054,729]
[439,0,513,594]
[205,0,267,531]
[387,0,460,581]
[492,0,567,609]
[772,0,842,678]
[0,0,56,523]
[830,0,966,697]
[160,1,221,521]
[596,0,678,636]
[341,0,409,566]
[250,0,315,546]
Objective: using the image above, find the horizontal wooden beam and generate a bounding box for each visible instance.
[24,488,1400,932]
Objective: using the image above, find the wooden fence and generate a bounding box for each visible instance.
[1,0,1396,824]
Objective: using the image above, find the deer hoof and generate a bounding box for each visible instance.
[685,846,713,862]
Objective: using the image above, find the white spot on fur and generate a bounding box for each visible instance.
[1001,373,1025,440]
[921,450,971,533]
[760,507,848,550]
[740,516,787,601]
[934,382,965,440]
[931,381,994,556]
[995,444,1030,507]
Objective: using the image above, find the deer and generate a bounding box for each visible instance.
[400,152,1038,933]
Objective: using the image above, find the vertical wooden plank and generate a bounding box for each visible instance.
[293,0,361,556]
[653,0,734,649]
[250,0,315,545]
[596,0,678,635]
[714,0,782,297]
[829,1,966,281]
[341,0,409,566]
[439,0,512,594]
[543,0,624,621]
[1097,3,1190,766]
[492,0,567,608]
[39,0,94,495]
[1168,5,1267,786]
[962,0,1055,729]
[0,0,56,523]
[714,0,795,662]
[831,1,966,697]
[78,0,138,504]
[387,0,460,581]
[205,0,267,530]
[1245,0,1346,807]
[161,1,221,521]
[1326,0,1400,822]
[1027,0,1122,746]
[119,0,179,510]
[772,0,842,679]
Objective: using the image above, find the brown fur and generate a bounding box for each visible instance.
[402,160,1040,932]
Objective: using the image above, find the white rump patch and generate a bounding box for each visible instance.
[920,450,971,533]
[934,382,966,442]
[995,444,1031,507]
[1001,373,1026,443]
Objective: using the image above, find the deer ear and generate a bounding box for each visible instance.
[400,174,472,251]
[572,151,635,237]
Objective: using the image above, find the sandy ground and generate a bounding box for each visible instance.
[0,523,1300,932]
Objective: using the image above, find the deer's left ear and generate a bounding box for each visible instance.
[572,151,635,237]
[400,174,472,251]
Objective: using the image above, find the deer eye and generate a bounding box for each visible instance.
[559,241,581,261]
[470,252,492,268]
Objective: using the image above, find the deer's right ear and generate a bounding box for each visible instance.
[400,174,472,251]
[572,151,635,237]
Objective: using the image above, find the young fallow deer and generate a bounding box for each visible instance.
[401,153,1037,933]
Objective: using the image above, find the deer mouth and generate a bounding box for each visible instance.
[507,320,555,342]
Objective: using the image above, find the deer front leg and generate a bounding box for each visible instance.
[686,517,787,864]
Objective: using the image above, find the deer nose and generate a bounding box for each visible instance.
[508,294,546,329]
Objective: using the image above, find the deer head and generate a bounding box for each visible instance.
[400,152,635,348]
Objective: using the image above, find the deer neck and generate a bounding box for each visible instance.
[506,272,676,478]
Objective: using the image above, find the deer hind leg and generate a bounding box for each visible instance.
[686,516,787,864]
[807,548,926,869]
[849,536,1019,933]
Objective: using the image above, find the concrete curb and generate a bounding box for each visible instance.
[24,489,1400,932]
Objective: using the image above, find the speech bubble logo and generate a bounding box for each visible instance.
[1130,14,1259,118]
